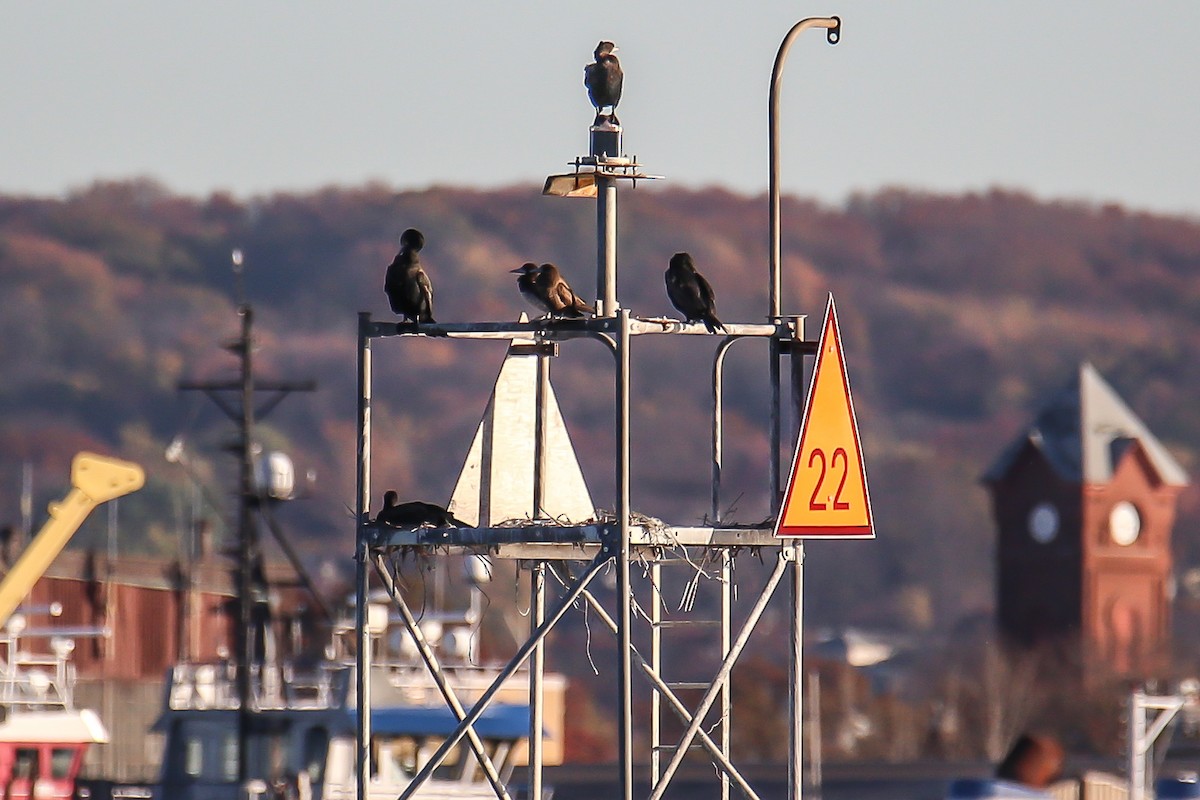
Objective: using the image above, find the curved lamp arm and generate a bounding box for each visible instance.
[769,16,841,319]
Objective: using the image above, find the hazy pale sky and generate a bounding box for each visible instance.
[4,1,1199,216]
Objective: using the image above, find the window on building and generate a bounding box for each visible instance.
[13,748,39,780]
[50,747,76,780]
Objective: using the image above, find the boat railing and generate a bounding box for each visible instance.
[0,631,77,711]
[165,660,352,711]
[377,661,532,705]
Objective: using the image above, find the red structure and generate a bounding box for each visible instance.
[25,551,234,678]
[984,362,1188,677]
[7,549,321,782]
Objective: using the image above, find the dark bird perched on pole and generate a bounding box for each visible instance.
[375,491,471,529]
[384,228,434,323]
[665,252,725,333]
[584,40,623,124]
[511,263,593,318]
[511,262,544,315]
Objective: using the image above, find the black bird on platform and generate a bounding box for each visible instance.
[375,490,471,529]
[384,228,434,323]
[665,251,724,333]
[511,262,592,318]
[512,262,544,314]
[584,40,623,124]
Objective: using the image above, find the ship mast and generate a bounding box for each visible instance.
[178,249,318,784]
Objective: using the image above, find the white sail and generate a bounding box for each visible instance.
[448,330,595,527]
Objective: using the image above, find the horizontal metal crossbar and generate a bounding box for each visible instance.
[365,522,780,557]
[664,681,716,690]
[652,743,709,751]
[363,317,797,342]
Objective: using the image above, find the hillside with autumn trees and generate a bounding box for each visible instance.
[3,180,1200,642]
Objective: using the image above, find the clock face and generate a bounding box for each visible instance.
[1109,501,1141,546]
[1027,502,1059,544]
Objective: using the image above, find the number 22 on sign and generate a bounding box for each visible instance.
[775,295,874,538]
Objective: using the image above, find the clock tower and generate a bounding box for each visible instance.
[983,362,1188,676]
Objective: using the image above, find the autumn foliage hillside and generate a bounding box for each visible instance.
[2,180,1198,639]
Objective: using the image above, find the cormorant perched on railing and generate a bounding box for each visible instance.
[665,252,725,333]
[375,490,471,529]
[584,40,623,124]
[511,262,593,318]
[384,228,434,323]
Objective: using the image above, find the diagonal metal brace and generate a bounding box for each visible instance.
[549,564,762,800]
[396,550,612,800]
[649,549,790,800]
[370,554,511,800]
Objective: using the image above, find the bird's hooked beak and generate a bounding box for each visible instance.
[511,264,537,274]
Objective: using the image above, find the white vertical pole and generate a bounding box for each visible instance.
[355,313,373,800]
[530,562,546,800]
[789,543,804,800]
[597,176,618,316]
[616,308,633,800]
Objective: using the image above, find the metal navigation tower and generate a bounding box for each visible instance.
[355,18,845,800]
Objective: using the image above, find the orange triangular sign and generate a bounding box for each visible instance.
[775,295,874,538]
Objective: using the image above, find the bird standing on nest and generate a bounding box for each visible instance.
[511,262,593,318]
[584,40,623,125]
[665,252,725,333]
[384,228,435,324]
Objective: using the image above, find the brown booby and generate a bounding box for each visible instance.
[511,262,592,318]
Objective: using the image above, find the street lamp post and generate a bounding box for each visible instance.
[769,16,840,320]
[767,17,840,800]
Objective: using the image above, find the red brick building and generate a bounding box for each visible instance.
[27,551,234,678]
[983,362,1188,677]
[5,551,236,781]
[8,549,322,781]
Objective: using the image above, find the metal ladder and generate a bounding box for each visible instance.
[649,547,733,800]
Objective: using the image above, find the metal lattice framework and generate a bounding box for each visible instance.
[355,314,808,800]
[353,17,843,800]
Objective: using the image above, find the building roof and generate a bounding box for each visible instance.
[0,709,109,744]
[984,362,1188,487]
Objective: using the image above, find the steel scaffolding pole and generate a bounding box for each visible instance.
[354,312,372,800]
[616,307,634,800]
[530,562,547,800]
[721,547,732,800]
[650,557,663,785]
[790,543,805,800]
[598,175,619,316]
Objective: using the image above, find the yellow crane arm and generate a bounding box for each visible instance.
[0,452,144,626]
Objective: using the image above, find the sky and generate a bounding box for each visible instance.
[4,1,1200,217]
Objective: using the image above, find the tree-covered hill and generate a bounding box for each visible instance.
[2,180,1197,637]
